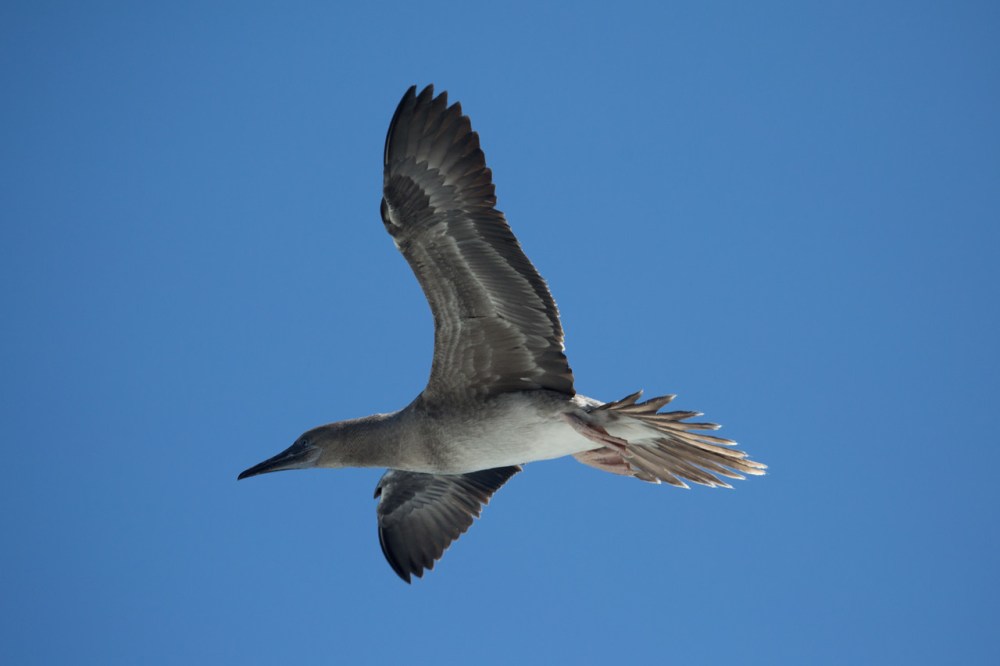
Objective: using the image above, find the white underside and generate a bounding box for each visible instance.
[432,393,630,473]
[447,418,594,471]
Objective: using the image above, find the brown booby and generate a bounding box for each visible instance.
[239,85,765,583]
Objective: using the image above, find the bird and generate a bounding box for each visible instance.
[238,84,765,583]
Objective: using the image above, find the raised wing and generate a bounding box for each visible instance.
[380,85,574,402]
[374,466,520,582]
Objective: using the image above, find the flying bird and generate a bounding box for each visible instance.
[238,85,765,582]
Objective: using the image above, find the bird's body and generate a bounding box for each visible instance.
[239,85,765,582]
[305,391,597,474]
[386,393,597,473]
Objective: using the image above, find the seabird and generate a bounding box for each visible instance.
[239,85,765,582]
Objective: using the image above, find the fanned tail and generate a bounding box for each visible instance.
[573,390,766,488]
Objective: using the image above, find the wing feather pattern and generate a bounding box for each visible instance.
[381,85,574,402]
[374,466,521,582]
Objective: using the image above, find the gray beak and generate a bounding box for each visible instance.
[237,442,319,480]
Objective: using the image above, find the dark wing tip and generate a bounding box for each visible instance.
[377,526,415,583]
[384,84,444,166]
[384,85,418,166]
[384,84,465,169]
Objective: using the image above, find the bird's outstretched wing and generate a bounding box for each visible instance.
[374,466,520,582]
[380,85,574,402]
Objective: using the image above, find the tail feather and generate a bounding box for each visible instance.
[629,445,713,488]
[626,446,691,488]
[590,390,767,487]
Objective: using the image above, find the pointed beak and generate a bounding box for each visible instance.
[237,442,320,480]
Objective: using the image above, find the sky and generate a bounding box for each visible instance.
[1,1,998,664]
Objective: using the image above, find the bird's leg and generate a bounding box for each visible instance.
[564,413,629,451]
[566,413,637,475]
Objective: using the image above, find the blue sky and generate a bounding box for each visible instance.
[2,2,998,663]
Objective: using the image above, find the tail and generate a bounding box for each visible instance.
[571,390,766,488]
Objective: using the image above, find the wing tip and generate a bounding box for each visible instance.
[378,525,418,584]
[385,83,464,167]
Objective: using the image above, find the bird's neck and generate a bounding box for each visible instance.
[313,412,406,469]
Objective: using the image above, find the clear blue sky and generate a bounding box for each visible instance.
[2,2,998,664]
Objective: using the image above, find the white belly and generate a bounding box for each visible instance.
[428,394,603,473]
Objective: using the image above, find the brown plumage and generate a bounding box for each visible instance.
[238,85,765,583]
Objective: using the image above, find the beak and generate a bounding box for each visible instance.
[237,442,320,480]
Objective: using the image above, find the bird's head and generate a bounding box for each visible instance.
[237,431,323,480]
[237,417,388,480]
